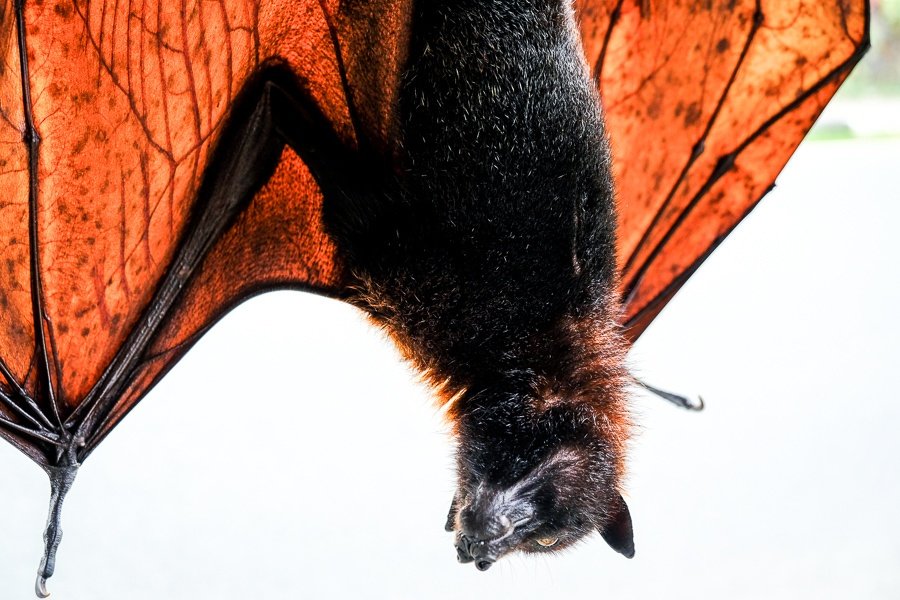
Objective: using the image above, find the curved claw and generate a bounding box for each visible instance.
[636,379,705,411]
[35,573,49,598]
[692,395,705,411]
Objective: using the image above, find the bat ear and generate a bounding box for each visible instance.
[599,494,635,559]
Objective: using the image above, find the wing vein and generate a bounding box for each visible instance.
[592,0,625,83]
[0,356,53,429]
[0,387,44,431]
[315,0,367,151]
[0,414,60,446]
[15,0,63,432]
[622,24,869,319]
[621,2,763,280]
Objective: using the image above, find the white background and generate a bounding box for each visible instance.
[1,133,898,598]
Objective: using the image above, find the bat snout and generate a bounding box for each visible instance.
[450,482,540,569]
[459,506,514,541]
[475,558,495,571]
[455,533,499,570]
[454,505,524,570]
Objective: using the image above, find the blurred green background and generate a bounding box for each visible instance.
[844,0,900,96]
[810,1,900,140]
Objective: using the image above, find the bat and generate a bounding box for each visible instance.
[0,0,867,596]
[393,1,632,569]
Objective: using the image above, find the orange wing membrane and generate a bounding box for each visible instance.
[0,0,409,594]
[578,0,869,340]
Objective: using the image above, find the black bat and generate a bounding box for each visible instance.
[332,0,635,568]
[0,0,867,594]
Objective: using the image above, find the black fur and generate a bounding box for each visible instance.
[324,0,631,567]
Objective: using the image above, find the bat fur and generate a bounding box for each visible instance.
[323,0,634,568]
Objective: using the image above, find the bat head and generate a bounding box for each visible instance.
[447,375,633,569]
[449,450,634,570]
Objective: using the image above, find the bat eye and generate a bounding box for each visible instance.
[535,537,559,547]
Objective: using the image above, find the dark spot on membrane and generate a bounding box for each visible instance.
[53,3,72,18]
[683,102,701,127]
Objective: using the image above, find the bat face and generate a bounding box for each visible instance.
[450,448,634,569]
[444,385,634,570]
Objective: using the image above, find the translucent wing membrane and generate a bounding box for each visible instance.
[0,2,410,591]
[0,0,412,466]
[579,0,869,341]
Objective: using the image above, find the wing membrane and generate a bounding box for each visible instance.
[0,0,409,465]
[579,0,869,341]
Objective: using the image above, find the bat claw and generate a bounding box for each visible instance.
[690,395,705,411]
[35,573,49,598]
[636,379,705,411]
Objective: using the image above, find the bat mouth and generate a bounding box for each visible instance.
[455,534,498,570]
[454,516,531,570]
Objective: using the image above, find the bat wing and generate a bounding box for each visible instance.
[0,0,411,467]
[576,0,869,342]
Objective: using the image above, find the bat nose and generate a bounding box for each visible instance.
[475,558,494,571]
[457,533,499,569]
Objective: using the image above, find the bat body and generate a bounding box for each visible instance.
[328,0,634,567]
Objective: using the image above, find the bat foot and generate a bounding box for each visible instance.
[35,461,79,598]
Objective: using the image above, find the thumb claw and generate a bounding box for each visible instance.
[636,379,705,411]
[35,573,49,598]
